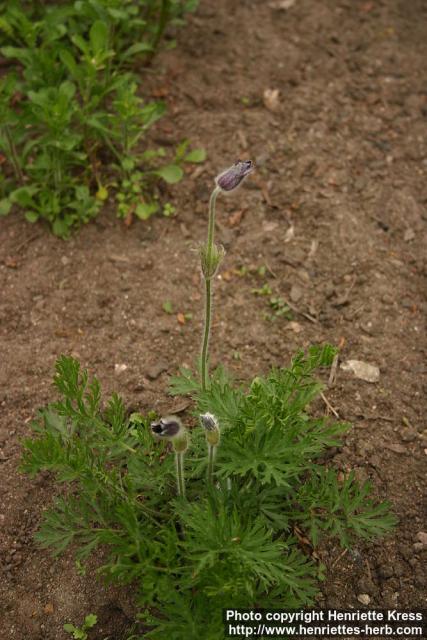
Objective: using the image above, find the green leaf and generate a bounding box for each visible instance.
[90,20,109,54]
[71,34,90,57]
[122,42,153,60]
[175,139,190,161]
[0,46,27,62]
[25,211,39,223]
[121,158,135,172]
[184,148,206,163]
[10,186,38,208]
[63,624,78,634]
[107,8,130,20]
[52,218,70,238]
[162,300,174,314]
[59,49,79,79]
[84,614,97,629]
[155,164,183,184]
[0,199,12,216]
[140,102,166,128]
[135,202,158,220]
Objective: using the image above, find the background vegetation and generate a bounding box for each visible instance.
[0,0,203,237]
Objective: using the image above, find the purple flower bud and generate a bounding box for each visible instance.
[151,416,182,439]
[215,160,254,192]
[199,412,219,432]
[200,412,220,446]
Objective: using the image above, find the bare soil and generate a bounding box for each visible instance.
[1,0,426,638]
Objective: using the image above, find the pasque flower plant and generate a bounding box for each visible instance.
[22,160,397,639]
[200,160,255,392]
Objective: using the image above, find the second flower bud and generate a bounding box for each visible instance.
[200,242,225,280]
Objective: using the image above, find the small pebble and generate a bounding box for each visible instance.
[398,544,413,561]
[416,531,427,546]
[381,293,394,305]
[356,577,376,595]
[400,429,417,442]
[290,284,303,302]
[341,359,380,383]
[146,362,168,380]
[404,228,415,242]
[357,593,371,605]
[378,565,394,579]
[114,363,128,375]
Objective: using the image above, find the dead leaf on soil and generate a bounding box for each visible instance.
[109,254,131,264]
[385,443,407,454]
[124,211,134,227]
[227,209,245,227]
[222,270,233,282]
[269,0,296,10]
[263,88,281,112]
[171,399,191,414]
[261,182,273,206]
[177,312,186,325]
[237,129,248,150]
[284,225,295,243]
[263,221,279,233]
[293,525,314,555]
[152,86,169,98]
[307,239,318,259]
[4,256,18,268]
[404,228,415,242]
[54,328,73,338]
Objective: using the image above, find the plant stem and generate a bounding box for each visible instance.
[4,125,23,183]
[151,0,171,53]
[176,452,185,497]
[207,443,215,484]
[200,186,220,392]
[201,278,211,392]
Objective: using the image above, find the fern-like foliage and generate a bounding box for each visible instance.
[21,345,397,639]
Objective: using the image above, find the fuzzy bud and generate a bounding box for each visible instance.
[200,412,220,446]
[215,160,254,192]
[200,242,225,280]
[151,415,189,453]
[151,415,182,438]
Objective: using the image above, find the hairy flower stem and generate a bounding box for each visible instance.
[207,443,216,484]
[175,451,185,497]
[201,186,220,391]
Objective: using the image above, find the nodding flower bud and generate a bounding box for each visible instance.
[200,242,225,280]
[200,412,218,431]
[200,412,220,447]
[151,415,188,452]
[215,160,254,193]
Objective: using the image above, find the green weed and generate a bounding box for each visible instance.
[64,613,97,640]
[0,0,201,236]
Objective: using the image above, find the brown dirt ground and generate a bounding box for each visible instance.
[1,0,427,638]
